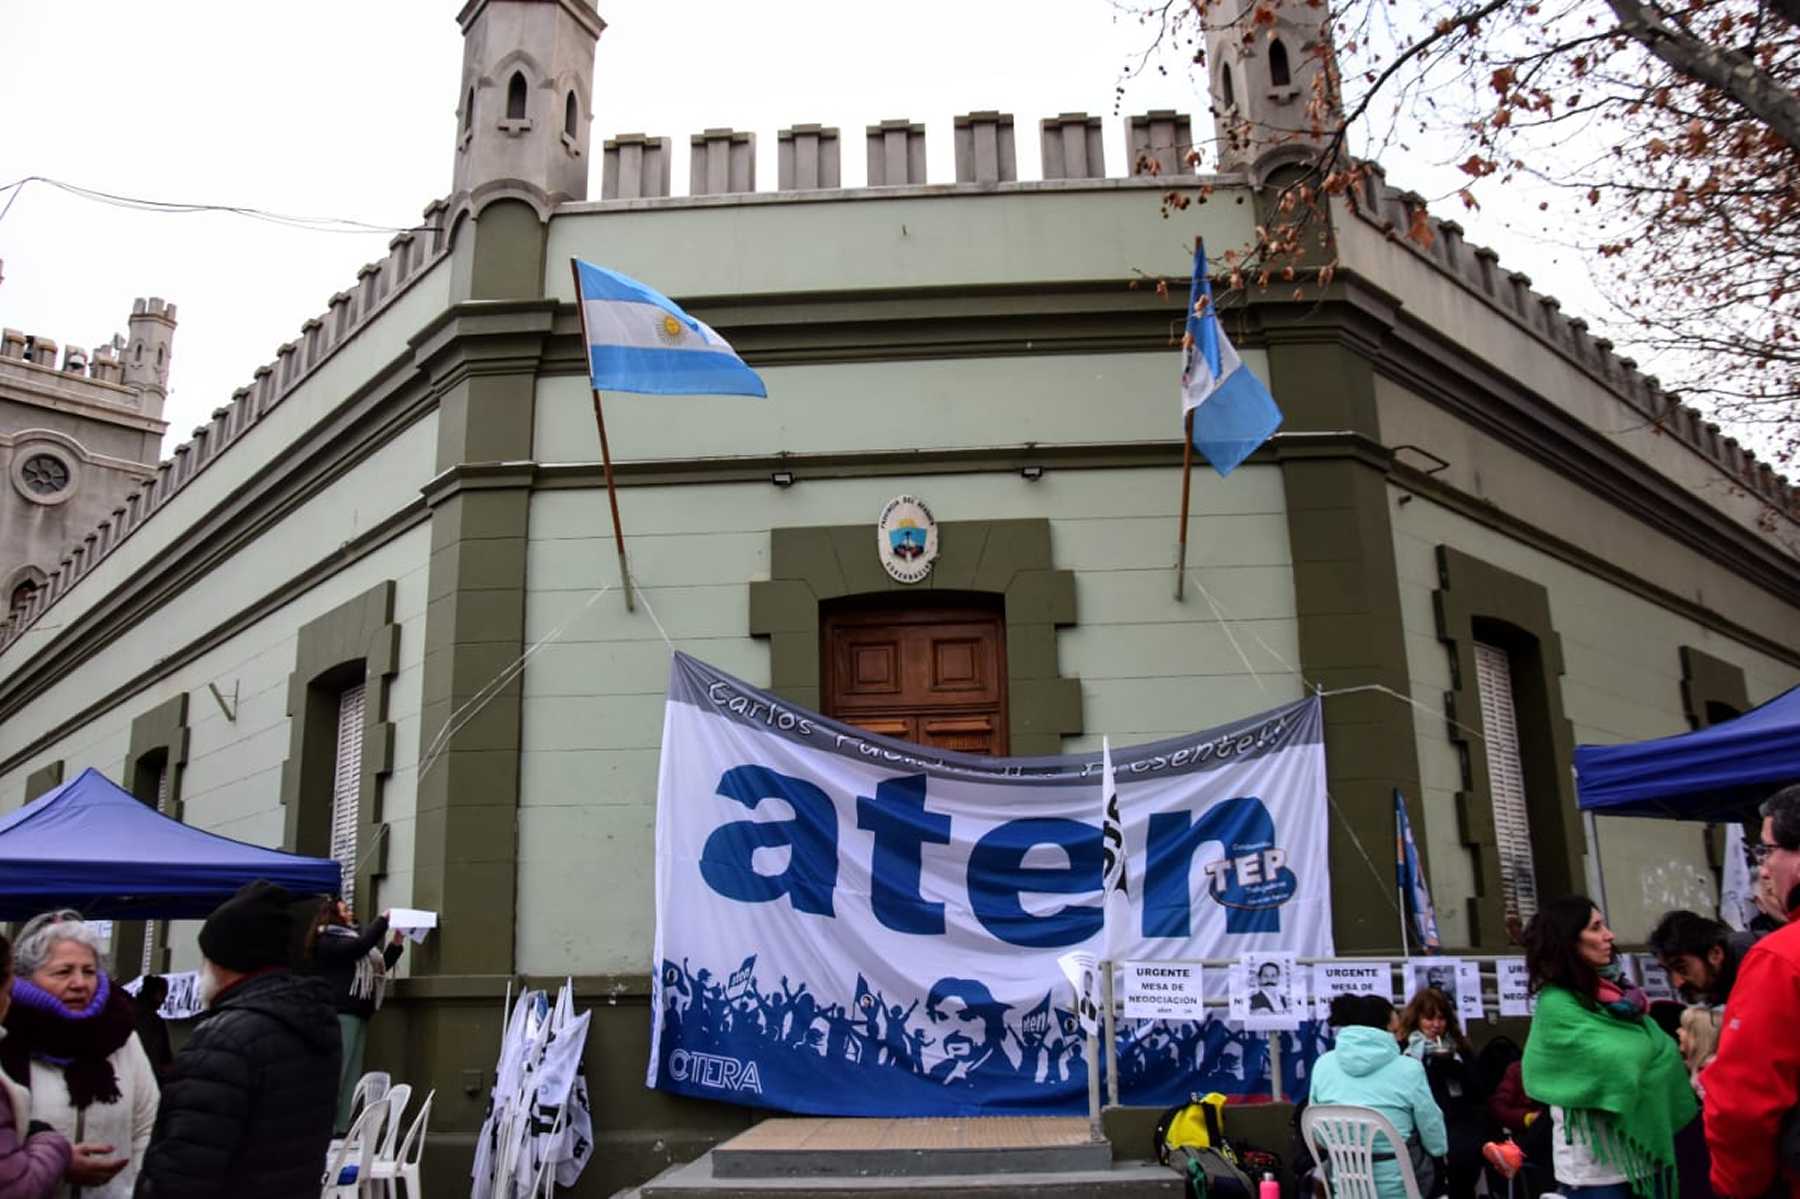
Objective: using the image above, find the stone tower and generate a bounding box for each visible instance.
[1206,0,1340,181]
[452,0,605,216]
[121,297,177,420]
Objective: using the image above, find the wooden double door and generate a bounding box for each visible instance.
[822,597,1009,756]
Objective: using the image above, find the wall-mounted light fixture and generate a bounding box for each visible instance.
[770,470,795,488]
[1019,466,1044,482]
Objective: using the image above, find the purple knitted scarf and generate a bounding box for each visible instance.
[0,972,135,1109]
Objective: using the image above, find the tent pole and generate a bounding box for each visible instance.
[1585,808,1611,915]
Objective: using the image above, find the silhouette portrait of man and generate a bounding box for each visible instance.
[924,977,1016,1090]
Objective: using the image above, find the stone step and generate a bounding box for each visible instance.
[632,1152,1183,1198]
[712,1116,1113,1179]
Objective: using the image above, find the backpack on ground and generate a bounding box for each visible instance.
[1155,1093,1257,1199]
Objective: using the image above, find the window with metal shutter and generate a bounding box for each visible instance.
[331,683,367,905]
[141,764,171,976]
[1474,641,1538,922]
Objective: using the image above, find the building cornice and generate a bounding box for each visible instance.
[0,497,429,779]
[0,362,166,436]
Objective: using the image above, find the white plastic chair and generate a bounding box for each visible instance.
[321,1098,388,1199]
[328,1071,392,1165]
[1301,1104,1426,1199]
[348,1071,391,1127]
[366,1088,433,1198]
[372,1084,413,1167]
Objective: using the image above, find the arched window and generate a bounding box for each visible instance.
[1269,39,1292,88]
[506,71,528,121]
[564,90,578,139]
[1221,63,1236,109]
[463,87,474,133]
[134,341,144,364]
[10,579,38,616]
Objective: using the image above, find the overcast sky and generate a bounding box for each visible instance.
[0,1,1599,456]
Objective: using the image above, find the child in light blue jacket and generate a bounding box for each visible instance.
[1307,993,1449,1199]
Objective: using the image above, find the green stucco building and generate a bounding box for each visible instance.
[1,1,1796,1192]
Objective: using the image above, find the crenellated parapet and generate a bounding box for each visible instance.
[1,326,133,391]
[0,196,457,649]
[1347,162,1795,519]
[596,109,1207,199]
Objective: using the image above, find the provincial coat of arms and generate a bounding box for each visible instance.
[877,495,939,584]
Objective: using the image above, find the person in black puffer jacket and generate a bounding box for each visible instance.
[133,881,340,1199]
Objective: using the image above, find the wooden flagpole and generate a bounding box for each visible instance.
[570,259,635,612]
[1174,236,1205,601]
[1175,409,1195,600]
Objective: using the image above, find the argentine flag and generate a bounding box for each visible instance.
[1180,245,1282,475]
[574,259,767,397]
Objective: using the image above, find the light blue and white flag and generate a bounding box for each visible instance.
[1180,245,1282,475]
[574,258,767,397]
[1394,790,1441,952]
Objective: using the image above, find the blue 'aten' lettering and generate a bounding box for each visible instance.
[698,768,1295,947]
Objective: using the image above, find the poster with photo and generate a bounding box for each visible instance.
[1230,952,1301,1030]
[1310,960,1395,1021]
[1406,958,1484,1022]
[1496,958,1534,1017]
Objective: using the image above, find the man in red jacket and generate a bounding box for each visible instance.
[1704,783,1800,1198]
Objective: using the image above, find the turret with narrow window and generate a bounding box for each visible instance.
[121,296,177,420]
[1204,0,1341,181]
[451,0,605,216]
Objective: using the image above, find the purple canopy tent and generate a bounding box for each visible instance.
[0,767,341,919]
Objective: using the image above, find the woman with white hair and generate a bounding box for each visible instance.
[0,913,157,1198]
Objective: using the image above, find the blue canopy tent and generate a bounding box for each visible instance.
[1574,684,1800,822]
[0,767,342,919]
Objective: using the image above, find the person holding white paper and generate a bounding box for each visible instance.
[296,898,404,1134]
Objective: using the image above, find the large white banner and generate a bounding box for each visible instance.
[649,653,1333,1115]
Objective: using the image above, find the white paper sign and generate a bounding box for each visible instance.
[1310,960,1395,1021]
[1121,961,1207,1021]
[1057,950,1101,1033]
[388,907,439,943]
[1407,958,1484,1022]
[1496,958,1534,1017]
[1231,952,1301,1030]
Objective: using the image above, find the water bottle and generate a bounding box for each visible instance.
[1260,1171,1280,1199]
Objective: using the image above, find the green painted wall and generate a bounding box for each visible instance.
[515,465,1299,976]
[545,184,1254,300]
[1392,487,1800,944]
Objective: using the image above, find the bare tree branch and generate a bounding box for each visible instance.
[1607,0,1800,149]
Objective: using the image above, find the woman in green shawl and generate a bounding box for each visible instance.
[1520,895,1698,1199]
